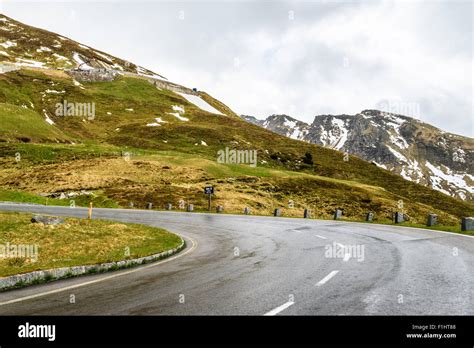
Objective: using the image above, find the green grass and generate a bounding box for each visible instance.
[0,189,118,208]
[0,189,67,206]
[366,219,474,237]
[0,211,182,277]
[0,68,472,233]
[0,103,69,142]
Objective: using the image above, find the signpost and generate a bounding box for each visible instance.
[204,186,214,211]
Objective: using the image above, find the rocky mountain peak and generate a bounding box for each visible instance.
[241,110,473,202]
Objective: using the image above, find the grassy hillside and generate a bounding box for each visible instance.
[0,14,163,77]
[0,66,473,231]
[0,64,472,232]
[0,103,69,142]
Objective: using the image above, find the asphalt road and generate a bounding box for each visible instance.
[0,203,472,315]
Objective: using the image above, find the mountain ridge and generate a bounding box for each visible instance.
[241,110,474,201]
[0,13,473,230]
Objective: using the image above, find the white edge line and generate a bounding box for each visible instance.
[264,301,295,316]
[316,270,339,286]
[0,235,197,307]
[315,234,327,239]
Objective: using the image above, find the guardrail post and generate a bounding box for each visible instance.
[461,217,474,231]
[427,213,437,226]
[394,212,404,223]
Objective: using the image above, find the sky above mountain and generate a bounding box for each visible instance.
[2,0,472,137]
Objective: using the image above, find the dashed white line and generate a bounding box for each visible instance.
[315,234,327,240]
[316,270,339,286]
[264,301,295,316]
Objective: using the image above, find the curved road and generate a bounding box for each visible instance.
[0,203,472,315]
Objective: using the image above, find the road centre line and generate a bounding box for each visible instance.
[316,270,339,286]
[264,301,295,316]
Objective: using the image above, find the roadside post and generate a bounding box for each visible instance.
[427,213,437,226]
[88,202,93,220]
[204,186,214,211]
[304,209,311,219]
[366,212,374,222]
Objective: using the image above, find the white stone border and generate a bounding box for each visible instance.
[0,238,185,291]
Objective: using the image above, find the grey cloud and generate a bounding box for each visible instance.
[3,0,472,136]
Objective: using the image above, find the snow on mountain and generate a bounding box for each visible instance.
[0,13,166,79]
[241,110,474,202]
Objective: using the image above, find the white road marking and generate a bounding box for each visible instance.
[315,234,327,240]
[336,243,351,262]
[264,301,295,316]
[0,235,197,307]
[316,270,339,286]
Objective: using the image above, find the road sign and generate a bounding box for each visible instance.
[204,186,214,211]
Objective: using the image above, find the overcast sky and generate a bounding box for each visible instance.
[2,0,473,136]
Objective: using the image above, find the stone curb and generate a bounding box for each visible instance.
[0,237,185,291]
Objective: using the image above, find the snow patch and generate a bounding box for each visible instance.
[14,58,45,68]
[319,118,348,150]
[452,148,466,163]
[53,53,69,61]
[172,105,185,113]
[94,51,114,62]
[167,112,189,121]
[36,46,52,53]
[43,110,55,125]
[0,40,16,48]
[44,89,65,94]
[386,145,408,163]
[72,52,94,70]
[147,117,168,126]
[426,161,474,196]
[176,92,224,115]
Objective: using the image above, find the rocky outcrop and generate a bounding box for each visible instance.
[241,110,474,202]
